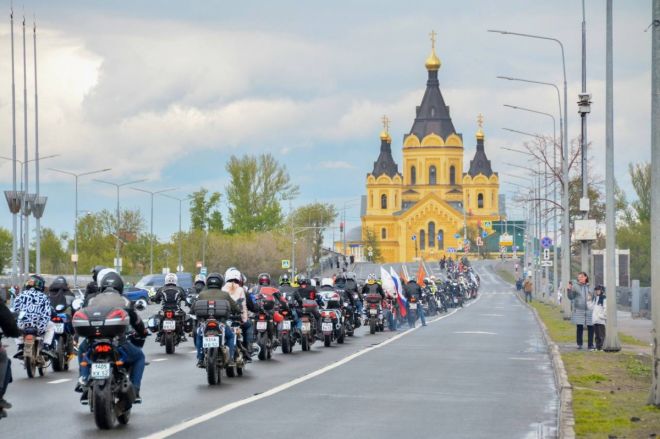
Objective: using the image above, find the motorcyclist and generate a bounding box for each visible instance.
[77,270,148,404]
[193,274,206,294]
[84,265,106,301]
[294,275,323,336]
[195,273,240,368]
[337,273,363,317]
[48,276,75,312]
[361,274,385,300]
[404,278,427,327]
[222,268,253,360]
[278,274,300,329]
[13,275,56,359]
[151,273,187,342]
[0,296,20,419]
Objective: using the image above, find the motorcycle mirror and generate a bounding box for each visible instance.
[135,299,148,311]
[71,298,83,311]
[55,304,66,312]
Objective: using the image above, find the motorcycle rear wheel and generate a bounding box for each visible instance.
[93,381,116,430]
[257,335,268,361]
[206,350,220,385]
[301,336,310,351]
[25,345,37,378]
[369,319,376,335]
[281,337,291,354]
[52,339,64,372]
[165,333,175,354]
[323,334,331,347]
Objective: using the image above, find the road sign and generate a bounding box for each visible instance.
[412,234,417,241]
[482,231,488,238]
[368,251,373,257]
[200,266,208,276]
[454,233,461,239]
[71,253,78,263]
[367,246,373,252]
[484,221,492,228]
[476,237,483,246]
[499,233,513,246]
[540,260,553,267]
[176,265,184,272]
[541,236,552,248]
[543,248,550,260]
[281,259,290,269]
[447,247,456,253]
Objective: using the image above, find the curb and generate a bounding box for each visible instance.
[517,293,576,439]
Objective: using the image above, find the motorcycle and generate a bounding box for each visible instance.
[364,293,383,334]
[149,306,188,354]
[20,327,49,378]
[226,320,247,378]
[51,303,73,372]
[193,299,233,385]
[421,289,439,317]
[408,296,420,327]
[319,290,345,346]
[254,290,280,361]
[299,299,319,351]
[351,292,363,329]
[72,305,140,429]
[277,305,297,354]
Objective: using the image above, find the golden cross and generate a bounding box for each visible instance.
[477,113,484,128]
[382,115,390,132]
[429,30,437,49]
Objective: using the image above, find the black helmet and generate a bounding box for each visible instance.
[258,273,271,286]
[25,274,46,292]
[49,276,68,291]
[206,273,224,289]
[298,275,308,286]
[99,271,124,294]
[91,265,106,282]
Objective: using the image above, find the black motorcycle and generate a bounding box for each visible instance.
[193,299,234,385]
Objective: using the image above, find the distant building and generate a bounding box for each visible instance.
[336,34,500,263]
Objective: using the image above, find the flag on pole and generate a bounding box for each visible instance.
[390,267,407,317]
[380,266,396,297]
[416,262,427,285]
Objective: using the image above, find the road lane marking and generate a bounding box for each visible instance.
[47,378,71,384]
[478,313,504,317]
[453,331,497,335]
[152,358,168,362]
[508,357,536,361]
[142,296,481,439]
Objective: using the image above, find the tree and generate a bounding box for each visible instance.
[364,228,382,263]
[226,153,299,233]
[38,228,67,274]
[290,203,337,264]
[74,213,116,274]
[0,227,11,273]
[98,208,144,241]
[617,162,651,285]
[189,188,223,232]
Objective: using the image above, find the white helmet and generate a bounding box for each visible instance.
[164,273,178,286]
[225,267,242,283]
[96,268,118,289]
[321,278,334,288]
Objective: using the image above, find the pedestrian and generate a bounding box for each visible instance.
[567,272,594,350]
[523,276,533,303]
[590,285,606,351]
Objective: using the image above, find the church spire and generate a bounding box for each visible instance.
[425,30,441,71]
[371,116,399,178]
[468,113,493,177]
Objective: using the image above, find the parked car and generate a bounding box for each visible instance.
[123,287,150,303]
[135,272,195,300]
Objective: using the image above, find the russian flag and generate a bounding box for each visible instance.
[390,267,407,317]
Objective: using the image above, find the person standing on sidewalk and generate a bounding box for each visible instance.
[523,276,533,303]
[590,285,607,351]
[567,272,594,350]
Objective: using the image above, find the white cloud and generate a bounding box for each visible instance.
[319,161,355,169]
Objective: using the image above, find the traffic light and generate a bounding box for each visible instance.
[339,222,344,233]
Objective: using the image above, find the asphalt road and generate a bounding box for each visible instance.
[1,261,557,438]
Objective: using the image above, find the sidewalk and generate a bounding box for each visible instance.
[617,310,652,345]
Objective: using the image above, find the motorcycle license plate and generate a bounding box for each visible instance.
[203,336,220,348]
[409,303,417,310]
[322,322,333,332]
[369,309,377,315]
[91,363,111,380]
[54,323,65,334]
[301,322,311,333]
[162,320,176,331]
[256,321,267,331]
[281,320,291,330]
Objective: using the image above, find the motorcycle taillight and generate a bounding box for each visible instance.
[165,310,174,319]
[94,344,112,353]
[73,310,89,321]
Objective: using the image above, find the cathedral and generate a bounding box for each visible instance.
[358,34,500,263]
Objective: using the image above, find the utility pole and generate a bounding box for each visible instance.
[603,0,620,352]
[649,0,660,406]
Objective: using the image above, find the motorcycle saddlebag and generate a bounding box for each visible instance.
[301,299,318,313]
[193,299,230,319]
[365,293,382,304]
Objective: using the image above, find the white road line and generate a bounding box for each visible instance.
[47,378,71,384]
[478,313,504,317]
[508,357,536,361]
[453,331,497,335]
[141,297,479,439]
[188,350,197,354]
[152,358,168,362]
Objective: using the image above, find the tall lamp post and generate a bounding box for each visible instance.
[159,193,185,273]
[95,178,147,274]
[131,186,177,274]
[48,167,111,286]
[491,27,570,316]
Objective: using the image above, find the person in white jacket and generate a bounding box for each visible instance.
[222,267,253,358]
[589,285,606,351]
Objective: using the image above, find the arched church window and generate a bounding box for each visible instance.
[437,229,444,249]
[478,193,484,209]
[428,222,436,247]
[420,230,426,250]
[429,165,437,185]
[449,166,456,185]
[411,166,417,185]
[381,194,388,209]
[381,228,387,239]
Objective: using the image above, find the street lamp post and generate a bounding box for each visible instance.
[95,178,147,274]
[160,193,184,273]
[131,186,177,274]
[48,167,111,287]
[491,28,570,317]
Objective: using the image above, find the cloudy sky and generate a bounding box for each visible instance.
[0,0,653,245]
